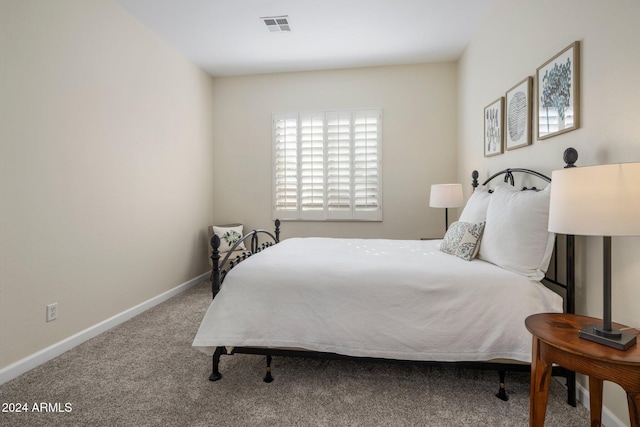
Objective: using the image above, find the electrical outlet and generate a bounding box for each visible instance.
[46,303,57,322]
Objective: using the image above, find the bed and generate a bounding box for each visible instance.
[193,149,579,404]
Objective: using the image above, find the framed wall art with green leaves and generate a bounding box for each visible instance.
[536,41,580,140]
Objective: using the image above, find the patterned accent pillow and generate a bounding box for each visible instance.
[439,221,485,261]
[212,225,246,252]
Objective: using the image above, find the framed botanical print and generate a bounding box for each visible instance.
[505,77,532,150]
[484,97,504,157]
[536,41,580,140]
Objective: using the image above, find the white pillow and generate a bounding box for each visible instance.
[459,186,491,223]
[478,185,555,280]
[212,225,246,252]
[440,221,485,261]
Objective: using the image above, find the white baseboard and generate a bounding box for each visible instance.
[574,379,627,427]
[0,273,208,386]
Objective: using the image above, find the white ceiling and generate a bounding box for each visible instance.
[114,0,497,77]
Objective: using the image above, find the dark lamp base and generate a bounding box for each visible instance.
[579,323,637,351]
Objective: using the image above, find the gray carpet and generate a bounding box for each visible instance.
[0,281,590,426]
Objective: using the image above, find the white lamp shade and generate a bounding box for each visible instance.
[549,163,640,236]
[429,183,464,208]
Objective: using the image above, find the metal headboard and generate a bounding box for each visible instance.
[471,147,578,190]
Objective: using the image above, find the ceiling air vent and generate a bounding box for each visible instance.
[261,15,291,32]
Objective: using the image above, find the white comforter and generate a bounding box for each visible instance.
[193,238,563,363]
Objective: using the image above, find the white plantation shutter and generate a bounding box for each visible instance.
[353,110,381,219]
[326,111,352,219]
[273,114,298,218]
[273,109,382,221]
[300,113,325,219]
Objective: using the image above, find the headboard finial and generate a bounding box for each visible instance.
[471,170,479,189]
[563,147,578,168]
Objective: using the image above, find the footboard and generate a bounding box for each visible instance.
[210,219,280,297]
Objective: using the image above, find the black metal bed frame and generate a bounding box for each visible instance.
[206,148,579,406]
[209,220,280,298]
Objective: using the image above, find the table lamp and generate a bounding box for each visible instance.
[429,183,463,232]
[549,163,640,350]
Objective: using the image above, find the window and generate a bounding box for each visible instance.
[273,109,382,221]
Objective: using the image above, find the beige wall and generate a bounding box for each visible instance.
[211,63,458,240]
[458,1,640,424]
[0,0,215,368]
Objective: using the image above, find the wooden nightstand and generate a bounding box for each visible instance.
[525,313,640,427]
